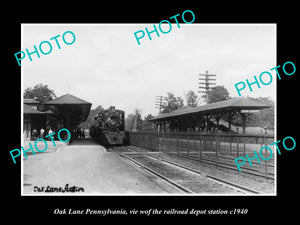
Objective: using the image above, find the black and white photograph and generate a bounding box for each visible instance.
[21,24,276,196]
[4,4,298,220]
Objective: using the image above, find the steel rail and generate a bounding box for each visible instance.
[167,152,275,180]
[119,154,195,194]
[113,147,263,194]
[141,153,260,194]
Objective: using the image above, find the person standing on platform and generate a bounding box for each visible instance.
[40,127,45,139]
[48,128,53,141]
[32,128,38,140]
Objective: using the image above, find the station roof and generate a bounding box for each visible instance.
[45,93,91,105]
[23,104,53,115]
[150,97,270,122]
[24,98,39,105]
[45,93,92,123]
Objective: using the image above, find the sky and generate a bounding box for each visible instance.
[22,24,276,117]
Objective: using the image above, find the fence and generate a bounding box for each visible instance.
[128,131,275,179]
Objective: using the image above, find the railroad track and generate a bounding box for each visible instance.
[111,146,274,180]
[167,152,275,180]
[116,147,260,194]
[142,154,261,194]
[119,154,194,194]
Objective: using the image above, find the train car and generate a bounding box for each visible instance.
[89,106,125,147]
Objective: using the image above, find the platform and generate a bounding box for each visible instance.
[22,140,179,194]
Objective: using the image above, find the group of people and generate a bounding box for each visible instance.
[73,128,85,139]
[31,127,55,140]
[31,127,85,140]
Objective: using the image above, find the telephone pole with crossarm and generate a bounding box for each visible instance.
[198,71,216,104]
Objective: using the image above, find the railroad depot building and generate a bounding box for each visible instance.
[23,94,92,141]
[150,97,272,134]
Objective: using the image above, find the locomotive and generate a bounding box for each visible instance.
[89,106,125,147]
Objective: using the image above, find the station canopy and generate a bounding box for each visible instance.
[150,97,270,122]
[23,102,54,115]
[45,93,92,129]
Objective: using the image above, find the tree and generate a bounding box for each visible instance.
[125,112,143,131]
[24,83,56,103]
[125,113,135,131]
[161,92,184,113]
[82,105,104,129]
[185,90,198,107]
[246,97,274,129]
[207,85,230,104]
[228,97,274,130]
[141,114,156,131]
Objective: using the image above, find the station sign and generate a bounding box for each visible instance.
[241,109,260,113]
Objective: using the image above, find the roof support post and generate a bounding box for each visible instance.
[177,118,185,131]
[158,122,162,133]
[205,115,212,133]
[191,115,199,131]
[173,119,180,132]
[162,121,166,133]
[164,121,169,133]
[239,112,247,134]
[226,111,237,133]
[185,116,193,131]
[213,112,223,133]
[63,108,73,144]
[227,111,233,132]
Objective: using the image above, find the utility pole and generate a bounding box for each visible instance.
[198,71,216,104]
[133,108,142,132]
[155,96,166,114]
